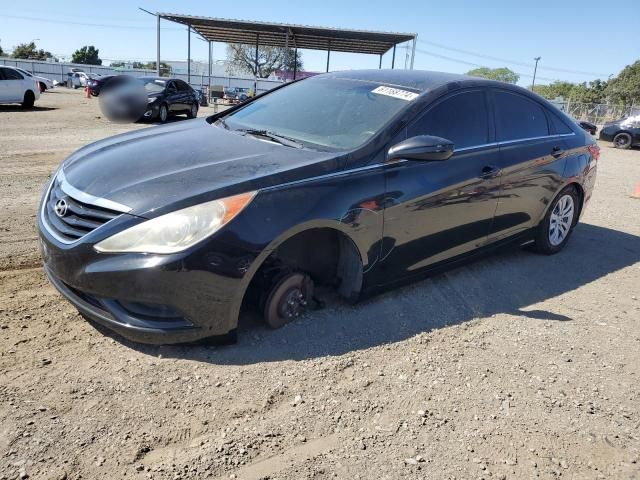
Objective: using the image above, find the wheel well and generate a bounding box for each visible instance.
[566,182,585,223]
[241,228,363,311]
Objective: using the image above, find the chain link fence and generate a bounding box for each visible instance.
[0,57,284,96]
[550,100,639,125]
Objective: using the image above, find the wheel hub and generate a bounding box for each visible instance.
[278,288,307,319]
[549,194,574,246]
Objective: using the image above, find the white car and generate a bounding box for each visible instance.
[0,66,40,107]
[69,71,92,89]
[14,67,54,92]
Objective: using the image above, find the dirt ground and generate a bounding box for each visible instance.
[1,88,639,480]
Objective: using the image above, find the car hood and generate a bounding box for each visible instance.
[61,119,341,217]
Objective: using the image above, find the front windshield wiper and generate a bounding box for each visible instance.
[235,128,304,149]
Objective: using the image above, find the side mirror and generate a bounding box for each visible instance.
[387,135,455,162]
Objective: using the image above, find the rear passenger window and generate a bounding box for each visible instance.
[408,91,489,149]
[548,112,573,134]
[494,90,549,141]
[2,68,24,80]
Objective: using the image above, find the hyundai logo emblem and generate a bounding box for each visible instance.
[54,199,68,218]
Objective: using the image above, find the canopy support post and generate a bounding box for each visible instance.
[187,25,191,83]
[326,41,331,73]
[293,47,298,80]
[410,36,416,70]
[284,30,289,80]
[254,33,259,93]
[391,44,396,69]
[208,40,212,101]
[379,54,382,69]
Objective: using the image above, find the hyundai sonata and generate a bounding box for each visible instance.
[38,70,598,344]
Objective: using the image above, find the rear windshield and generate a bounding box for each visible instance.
[221,77,417,150]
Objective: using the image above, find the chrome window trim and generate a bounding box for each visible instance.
[455,132,575,153]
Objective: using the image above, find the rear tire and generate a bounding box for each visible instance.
[613,132,632,149]
[187,102,198,119]
[532,185,579,255]
[22,90,35,108]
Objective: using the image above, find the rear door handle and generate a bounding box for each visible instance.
[479,165,501,179]
[551,146,565,158]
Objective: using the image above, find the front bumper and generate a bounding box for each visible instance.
[38,215,258,344]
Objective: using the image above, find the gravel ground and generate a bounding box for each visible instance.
[1,88,639,480]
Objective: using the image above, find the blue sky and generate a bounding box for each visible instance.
[1,0,638,86]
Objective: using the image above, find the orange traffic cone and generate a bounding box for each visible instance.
[85,85,91,99]
[631,182,640,199]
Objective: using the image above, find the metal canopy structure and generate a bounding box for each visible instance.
[158,13,416,56]
[149,11,417,88]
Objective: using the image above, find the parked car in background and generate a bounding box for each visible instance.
[141,77,200,123]
[87,74,116,96]
[68,71,100,89]
[14,68,54,92]
[577,120,596,136]
[223,86,253,103]
[38,70,598,345]
[599,115,640,149]
[0,66,40,107]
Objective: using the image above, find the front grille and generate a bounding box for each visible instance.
[44,178,121,242]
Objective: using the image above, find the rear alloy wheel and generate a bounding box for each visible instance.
[158,104,169,123]
[613,132,632,149]
[187,102,198,119]
[22,91,35,108]
[263,272,314,329]
[533,186,579,254]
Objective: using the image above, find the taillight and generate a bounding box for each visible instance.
[587,144,600,161]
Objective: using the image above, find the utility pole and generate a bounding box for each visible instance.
[531,56,541,90]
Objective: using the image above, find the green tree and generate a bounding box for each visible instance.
[605,60,640,105]
[130,61,171,75]
[71,46,102,65]
[226,44,303,78]
[466,67,519,84]
[533,79,609,104]
[12,42,52,60]
[0,40,4,57]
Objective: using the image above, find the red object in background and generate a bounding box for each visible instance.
[587,144,600,162]
[85,85,91,99]
[631,182,640,199]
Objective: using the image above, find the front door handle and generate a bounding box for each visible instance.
[479,165,501,179]
[551,146,565,158]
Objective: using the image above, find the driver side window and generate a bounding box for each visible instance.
[408,90,490,149]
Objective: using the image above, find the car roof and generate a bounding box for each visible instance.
[321,69,515,93]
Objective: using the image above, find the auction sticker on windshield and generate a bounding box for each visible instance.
[372,86,419,101]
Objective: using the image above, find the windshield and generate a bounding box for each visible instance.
[221,77,417,150]
[143,78,166,93]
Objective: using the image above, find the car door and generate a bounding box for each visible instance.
[488,89,571,241]
[177,80,194,110]
[0,68,24,101]
[164,81,180,112]
[377,89,501,281]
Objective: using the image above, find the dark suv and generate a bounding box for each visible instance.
[38,70,598,345]
[599,115,640,149]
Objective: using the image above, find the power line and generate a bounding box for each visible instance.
[0,13,182,31]
[417,39,609,77]
[414,48,558,82]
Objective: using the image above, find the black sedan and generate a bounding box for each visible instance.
[87,75,116,96]
[38,70,598,345]
[141,77,200,123]
[599,116,640,149]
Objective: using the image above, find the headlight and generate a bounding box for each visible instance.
[94,191,256,254]
[147,97,158,104]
